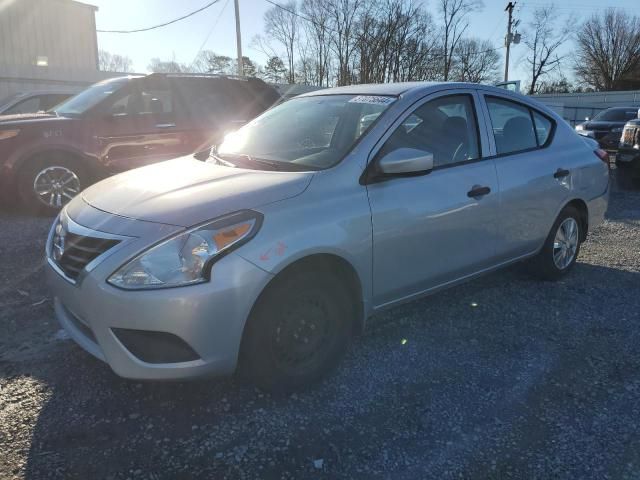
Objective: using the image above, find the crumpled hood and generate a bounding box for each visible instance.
[81,157,314,227]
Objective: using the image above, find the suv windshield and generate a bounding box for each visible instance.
[592,109,638,122]
[217,94,396,170]
[53,78,129,117]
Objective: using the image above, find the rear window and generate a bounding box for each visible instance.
[485,96,555,155]
[532,110,552,145]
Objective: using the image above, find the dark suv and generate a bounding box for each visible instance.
[617,114,640,181]
[0,73,280,211]
[575,107,640,151]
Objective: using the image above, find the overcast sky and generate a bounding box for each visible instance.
[91,0,639,83]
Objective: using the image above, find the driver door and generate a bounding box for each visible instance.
[366,90,500,307]
[94,79,186,173]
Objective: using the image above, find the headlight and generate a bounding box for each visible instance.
[0,129,20,140]
[108,211,262,290]
[575,124,584,131]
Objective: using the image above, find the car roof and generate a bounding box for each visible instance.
[297,81,525,98]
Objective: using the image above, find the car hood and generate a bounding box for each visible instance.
[81,157,314,227]
[0,112,68,125]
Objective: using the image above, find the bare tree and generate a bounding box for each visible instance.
[98,49,133,72]
[326,0,363,86]
[575,9,640,91]
[523,6,570,94]
[263,1,299,83]
[439,0,483,81]
[451,38,500,83]
[147,56,185,73]
[301,0,332,86]
[192,51,233,74]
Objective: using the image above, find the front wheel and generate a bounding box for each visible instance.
[240,268,354,392]
[18,154,86,214]
[529,206,582,280]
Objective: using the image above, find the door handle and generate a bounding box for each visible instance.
[467,185,491,198]
[554,168,570,179]
[155,123,176,129]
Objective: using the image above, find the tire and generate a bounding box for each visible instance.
[240,267,355,393]
[529,205,582,281]
[17,153,87,214]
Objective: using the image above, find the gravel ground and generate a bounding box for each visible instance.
[1,173,639,480]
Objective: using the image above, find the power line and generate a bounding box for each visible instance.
[97,0,222,33]
[189,0,231,69]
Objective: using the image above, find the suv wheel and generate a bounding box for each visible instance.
[240,268,354,392]
[530,206,582,280]
[18,154,86,213]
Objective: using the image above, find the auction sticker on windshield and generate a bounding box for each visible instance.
[348,95,395,105]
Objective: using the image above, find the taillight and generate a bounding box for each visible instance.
[594,148,609,164]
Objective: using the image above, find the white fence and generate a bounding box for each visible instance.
[533,90,640,126]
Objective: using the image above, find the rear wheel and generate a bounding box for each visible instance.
[240,268,354,392]
[529,206,582,280]
[18,154,86,214]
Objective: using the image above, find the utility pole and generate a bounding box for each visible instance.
[234,0,244,76]
[504,1,515,82]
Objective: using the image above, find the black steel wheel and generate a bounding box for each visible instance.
[240,267,355,392]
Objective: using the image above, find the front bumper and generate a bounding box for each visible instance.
[46,207,273,381]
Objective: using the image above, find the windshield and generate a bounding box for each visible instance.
[592,109,638,122]
[217,94,396,170]
[53,78,129,116]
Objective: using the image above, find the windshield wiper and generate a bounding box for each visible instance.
[216,153,318,172]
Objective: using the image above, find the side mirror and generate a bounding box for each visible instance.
[378,148,434,176]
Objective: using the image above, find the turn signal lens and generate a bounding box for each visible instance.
[213,223,252,251]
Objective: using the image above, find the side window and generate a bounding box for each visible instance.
[138,88,173,115]
[107,94,131,115]
[486,97,537,155]
[174,80,235,123]
[380,94,480,168]
[105,85,173,116]
[41,94,70,111]
[5,96,40,114]
[532,110,552,145]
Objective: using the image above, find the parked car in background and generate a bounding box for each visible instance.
[616,112,640,182]
[0,73,280,212]
[46,82,609,392]
[0,91,74,116]
[575,107,640,151]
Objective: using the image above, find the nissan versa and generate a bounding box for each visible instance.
[46,83,609,391]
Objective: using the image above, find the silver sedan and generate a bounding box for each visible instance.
[46,82,609,391]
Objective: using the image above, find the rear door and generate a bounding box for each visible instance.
[94,78,187,173]
[478,92,570,260]
[367,90,500,307]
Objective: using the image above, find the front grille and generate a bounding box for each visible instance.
[622,127,637,146]
[52,225,120,281]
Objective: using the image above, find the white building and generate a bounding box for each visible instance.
[0,0,116,99]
